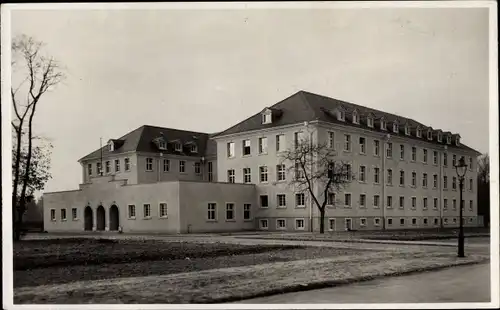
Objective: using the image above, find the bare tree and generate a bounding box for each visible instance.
[477,153,490,227]
[11,34,65,240]
[279,135,353,233]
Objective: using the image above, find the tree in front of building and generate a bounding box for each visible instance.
[279,134,353,234]
[477,153,490,227]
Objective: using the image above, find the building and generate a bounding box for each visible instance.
[43,91,483,233]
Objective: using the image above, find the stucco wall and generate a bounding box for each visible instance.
[81,153,139,185]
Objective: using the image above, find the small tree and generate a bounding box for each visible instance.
[477,154,490,227]
[279,135,354,233]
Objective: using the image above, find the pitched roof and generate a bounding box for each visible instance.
[213,90,481,156]
[79,125,212,162]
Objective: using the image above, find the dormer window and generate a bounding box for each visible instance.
[437,132,442,142]
[190,144,198,153]
[393,123,399,133]
[175,142,182,152]
[108,142,114,152]
[455,136,460,146]
[367,116,374,128]
[352,111,359,124]
[416,127,422,138]
[447,135,452,144]
[337,110,345,121]
[427,130,432,141]
[159,141,167,150]
[405,125,410,136]
[380,119,386,130]
[262,113,271,124]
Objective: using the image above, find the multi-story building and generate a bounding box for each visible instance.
[43,91,482,233]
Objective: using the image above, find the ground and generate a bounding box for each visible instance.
[12,230,491,304]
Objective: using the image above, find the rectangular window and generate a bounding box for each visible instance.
[194,162,201,174]
[344,193,352,207]
[433,151,438,165]
[344,134,351,151]
[359,194,366,208]
[259,166,268,183]
[374,167,380,184]
[386,142,393,158]
[71,208,77,220]
[277,164,286,181]
[115,159,120,173]
[329,219,336,231]
[294,132,301,149]
[243,168,251,183]
[295,219,305,230]
[433,174,438,188]
[105,161,111,173]
[227,169,235,183]
[399,196,404,209]
[260,219,268,229]
[411,147,417,162]
[128,205,136,218]
[453,199,457,210]
[433,198,438,210]
[388,218,393,226]
[163,159,170,172]
[374,140,380,156]
[469,157,473,170]
[469,179,473,191]
[61,209,67,221]
[242,140,251,156]
[387,169,393,185]
[400,218,405,226]
[359,137,366,154]
[387,196,393,208]
[208,203,217,220]
[399,170,405,186]
[452,154,457,166]
[424,218,428,225]
[374,218,381,226]
[359,166,366,182]
[328,132,335,149]
[277,194,287,208]
[423,149,428,163]
[444,199,448,210]
[412,172,417,187]
[87,163,92,176]
[444,176,448,189]
[452,177,457,190]
[373,195,380,208]
[159,203,168,218]
[226,203,235,220]
[143,204,151,218]
[146,158,153,171]
[244,204,251,220]
[124,158,130,171]
[469,200,473,211]
[295,161,305,179]
[412,197,417,209]
[260,195,269,208]
[277,219,287,229]
[179,161,185,173]
[412,218,417,225]
[258,137,268,154]
[96,162,102,175]
[296,193,305,207]
[360,218,367,227]
[227,142,235,158]
[423,173,428,188]
[423,197,428,210]
[208,162,213,182]
[400,145,405,160]
[444,153,448,166]
[276,134,285,152]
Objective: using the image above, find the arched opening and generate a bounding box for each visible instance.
[84,206,93,231]
[109,205,119,231]
[96,206,106,231]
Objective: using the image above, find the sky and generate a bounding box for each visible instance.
[8,5,491,194]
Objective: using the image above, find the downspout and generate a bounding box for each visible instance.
[440,146,447,229]
[158,154,161,182]
[381,138,386,230]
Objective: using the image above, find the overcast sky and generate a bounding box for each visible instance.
[9,5,490,193]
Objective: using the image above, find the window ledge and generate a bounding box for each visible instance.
[244,219,253,222]
[206,219,218,222]
[277,206,287,209]
[61,219,67,222]
[295,206,306,209]
[128,217,136,220]
[72,219,79,221]
[159,216,169,219]
[225,219,236,222]
[143,217,152,220]
[260,206,269,209]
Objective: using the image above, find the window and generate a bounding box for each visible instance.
[453,218,457,224]
[469,200,473,211]
[433,174,438,188]
[328,132,335,149]
[386,142,393,158]
[208,203,217,220]
[399,196,405,209]
[71,208,77,220]
[412,197,417,209]
[469,157,473,170]
[259,166,268,183]
[416,127,422,138]
[359,194,366,208]
[294,132,302,149]
[105,161,111,173]
[423,218,428,225]
[242,140,251,156]
[437,133,442,142]
[226,203,235,220]
[444,176,448,189]
[399,170,405,186]
[422,173,428,188]
[146,158,153,171]
[427,130,432,140]
[262,113,271,124]
[400,145,405,160]
[359,137,366,154]
[276,134,285,152]
[179,160,186,173]
[423,149,428,163]
[194,162,201,174]
[159,203,168,218]
[244,204,251,220]
[277,219,287,229]
[400,218,405,226]
[260,195,269,208]
[295,219,305,230]
[61,209,67,221]
[374,167,380,184]
[258,137,268,154]
[405,125,410,135]
[393,123,399,133]
[433,151,438,165]
[295,161,305,179]
[380,119,386,130]
[344,193,352,207]
[444,198,449,210]
[433,198,438,210]
[260,219,269,229]
[443,153,448,166]
[423,197,428,210]
[87,163,92,176]
[143,204,151,218]
[337,110,345,121]
[388,218,393,226]
[373,195,380,208]
[359,166,366,182]
[469,179,473,191]
[109,142,114,152]
[128,205,136,218]
[412,218,417,225]
[352,111,359,124]
[190,144,198,153]
[452,154,457,167]
[374,218,381,226]
[159,141,167,150]
[411,172,417,187]
[227,169,235,183]
[387,195,393,208]
[208,162,213,182]
[452,177,457,190]
[374,140,380,156]
[447,135,452,144]
[327,192,335,206]
[360,218,367,227]
[453,199,457,210]
[387,169,393,185]
[296,193,305,207]
[367,116,374,128]
[344,134,351,151]
[163,159,170,172]
[227,142,235,158]
[124,158,130,171]
[277,164,286,181]
[277,194,287,208]
[243,168,251,183]
[329,219,336,230]
[174,142,182,152]
[411,147,417,161]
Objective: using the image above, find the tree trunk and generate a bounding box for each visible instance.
[12,127,24,219]
[319,208,326,234]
